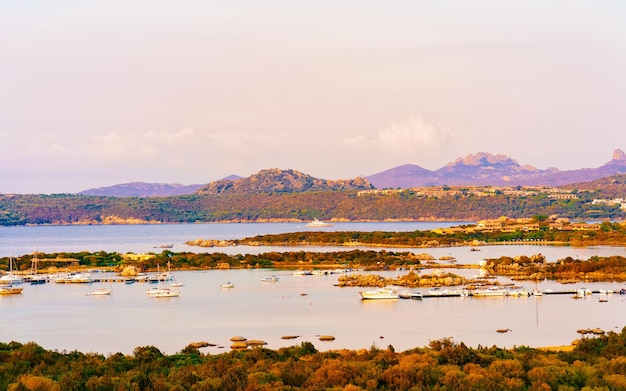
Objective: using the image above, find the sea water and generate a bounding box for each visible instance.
[1,222,626,355]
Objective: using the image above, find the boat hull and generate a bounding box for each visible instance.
[359,288,399,300]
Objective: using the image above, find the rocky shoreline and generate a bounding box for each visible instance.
[335,270,469,288]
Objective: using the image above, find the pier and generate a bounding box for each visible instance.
[401,288,626,299]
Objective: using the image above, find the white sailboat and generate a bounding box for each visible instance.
[170,266,184,287]
[0,255,24,285]
[151,262,180,298]
[147,264,166,296]
[29,252,47,285]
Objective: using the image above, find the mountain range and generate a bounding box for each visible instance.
[366,149,626,188]
[78,149,626,197]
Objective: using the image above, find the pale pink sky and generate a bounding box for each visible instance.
[1,1,625,194]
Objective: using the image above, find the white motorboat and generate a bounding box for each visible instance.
[427,287,465,297]
[68,273,93,283]
[0,284,23,295]
[146,287,168,296]
[573,288,592,299]
[306,218,333,228]
[507,288,530,297]
[88,288,112,296]
[134,273,149,282]
[399,290,423,300]
[359,287,399,300]
[153,289,180,298]
[88,278,113,296]
[260,276,279,282]
[220,282,234,289]
[470,286,508,297]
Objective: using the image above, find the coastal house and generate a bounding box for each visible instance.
[547,194,579,200]
[571,223,601,231]
[549,222,572,230]
[476,219,504,231]
[123,253,157,262]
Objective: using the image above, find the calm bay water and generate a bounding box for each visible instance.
[0,221,461,258]
[2,222,626,355]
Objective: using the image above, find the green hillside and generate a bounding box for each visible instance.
[0,188,623,226]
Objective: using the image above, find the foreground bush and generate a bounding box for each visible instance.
[3,331,626,390]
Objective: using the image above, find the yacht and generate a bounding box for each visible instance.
[359,287,399,300]
[0,256,23,285]
[306,218,333,228]
[399,290,423,300]
[89,287,112,296]
[153,289,180,298]
[470,286,508,297]
[0,284,23,295]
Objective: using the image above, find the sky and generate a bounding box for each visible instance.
[1,1,625,194]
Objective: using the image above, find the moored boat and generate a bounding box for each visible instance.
[149,262,180,298]
[359,287,399,300]
[69,273,93,283]
[507,288,530,297]
[0,284,23,295]
[146,287,168,296]
[470,286,507,297]
[26,252,47,285]
[399,290,423,300]
[427,287,466,297]
[306,218,333,228]
[0,256,24,285]
[153,289,180,298]
[88,288,112,296]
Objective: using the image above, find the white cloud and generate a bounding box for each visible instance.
[343,114,449,155]
[28,134,69,155]
[85,128,197,159]
[377,115,448,150]
[145,127,195,143]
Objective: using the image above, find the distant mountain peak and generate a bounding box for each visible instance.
[612,149,626,161]
[449,152,522,167]
[366,149,626,188]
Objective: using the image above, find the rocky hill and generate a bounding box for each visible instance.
[197,169,373,195]
[76,150,626,196]
[562,173,626,198]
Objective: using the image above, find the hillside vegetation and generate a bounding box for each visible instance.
[1,189,623,226]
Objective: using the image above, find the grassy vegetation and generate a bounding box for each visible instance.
[234,221,626,247]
